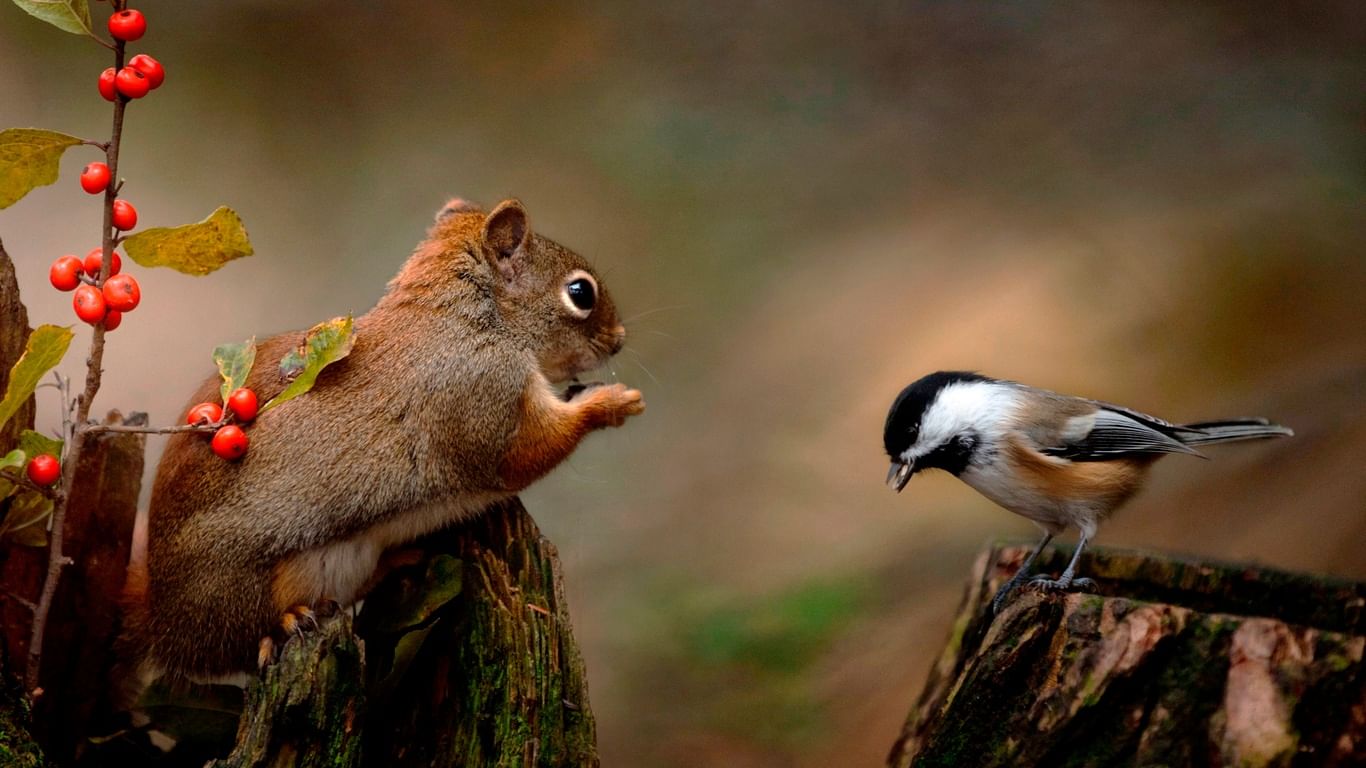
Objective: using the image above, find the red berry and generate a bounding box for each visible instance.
[98,68,117,101]
[26,454,61,486]
[211,425,249,460]
[186,402,224,426]
[80,162,111,194]
[103,310,122,331]
[73,284,106,324]
[127,54,165,90]
[111,200,137,231]
[102,273,140,312]
[226,388,259,423]
[83,247,122,278]
[49,256,83,291]
[108,9,146,42]
[115,67,150,99]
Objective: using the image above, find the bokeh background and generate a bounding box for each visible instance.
[3,2,1364,765]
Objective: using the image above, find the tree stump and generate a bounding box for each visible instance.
[889,544,1366,768]
[205,498,599,767]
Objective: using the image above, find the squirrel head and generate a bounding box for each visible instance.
[384,197,626,383]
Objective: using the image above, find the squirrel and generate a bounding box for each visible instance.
[124,197,644,680]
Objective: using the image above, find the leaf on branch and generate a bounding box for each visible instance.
[0,324,74,432]
[261,315,355,414]
[18,429,62,461]
[10,0,94,37]
[213,338,256,404]
[122,206,254,276]
[0,128,84,209]
[0,490,53,547]
[0,448,25,499]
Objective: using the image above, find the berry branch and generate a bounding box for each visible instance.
[23,7,132,694]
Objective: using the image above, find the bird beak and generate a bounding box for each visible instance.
[886,460,914,492]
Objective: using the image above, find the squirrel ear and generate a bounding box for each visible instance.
[482,199,530,262]
[435,197,481,223]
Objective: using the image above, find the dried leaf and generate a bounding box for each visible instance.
[0,324,73,432]
[261,315,355,413]
[0,128,83,209]
[213,338,256,403]
[123,206,254,276]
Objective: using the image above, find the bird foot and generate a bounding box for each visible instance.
[1027,574,1097,594]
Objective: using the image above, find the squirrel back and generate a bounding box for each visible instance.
[126,198,643,680]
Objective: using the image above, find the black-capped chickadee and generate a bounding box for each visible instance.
[883,371,1292,611]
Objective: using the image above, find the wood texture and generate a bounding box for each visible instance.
[889,543,1366,768]
[210,498,599,767]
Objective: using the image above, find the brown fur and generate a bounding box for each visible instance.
[124,198,643,680]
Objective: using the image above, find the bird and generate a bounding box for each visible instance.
[883,371,1293,612]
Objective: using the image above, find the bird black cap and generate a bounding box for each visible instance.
[883,371,991,457]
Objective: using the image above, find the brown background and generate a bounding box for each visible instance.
[2,2,1363,765]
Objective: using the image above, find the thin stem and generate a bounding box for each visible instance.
[0,469,60,500]
[78,422,218,436]
[24,36,128,697]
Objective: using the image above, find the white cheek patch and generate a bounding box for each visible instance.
[914,381,1016,458]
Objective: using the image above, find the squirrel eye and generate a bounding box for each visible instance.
[561,272,597,317]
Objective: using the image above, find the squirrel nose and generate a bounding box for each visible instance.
[609,324,626,354]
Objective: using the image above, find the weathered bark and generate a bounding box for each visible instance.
[211,498,599,767]
[0,237,40,679]
[889,544,1366,768]
[208,614,366,768]
[30,412,144,764]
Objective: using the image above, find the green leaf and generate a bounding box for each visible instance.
[10,0,94,37]
[0,128,84,209]
[122,206,254,276]
[261,315,355,413]
[373,555,464,634]
[18,429,61,461]
[0,449,22,500]
[0,490,52,546]
[213,338,256,403]
[0,324,74,432]
[0,449,24,472]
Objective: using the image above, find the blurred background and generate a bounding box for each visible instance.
[2,1,1363,764]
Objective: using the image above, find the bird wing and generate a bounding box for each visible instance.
[1038,406,1202,461]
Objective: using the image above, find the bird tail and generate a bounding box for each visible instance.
[1178,418,1294,445]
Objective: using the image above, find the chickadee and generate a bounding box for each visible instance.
[883,371,1292,611]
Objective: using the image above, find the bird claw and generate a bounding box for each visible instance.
[1027,574,1097,594]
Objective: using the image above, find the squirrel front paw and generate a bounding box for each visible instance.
[575,382,644,428]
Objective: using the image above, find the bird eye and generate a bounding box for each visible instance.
[561,271,597,318]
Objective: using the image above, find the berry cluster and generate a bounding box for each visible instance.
[186,387,259,460]
[48,247,139,329]
[51,9,165,332]
[97,11,163,102]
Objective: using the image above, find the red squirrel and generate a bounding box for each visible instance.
[125,198,644,679]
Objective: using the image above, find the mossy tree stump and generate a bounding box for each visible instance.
[889,544,1366,767]
[208,498,599,768]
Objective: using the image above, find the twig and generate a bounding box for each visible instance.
[24,36,128,696]
[78,422,218,436]
[0,468,60,500]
